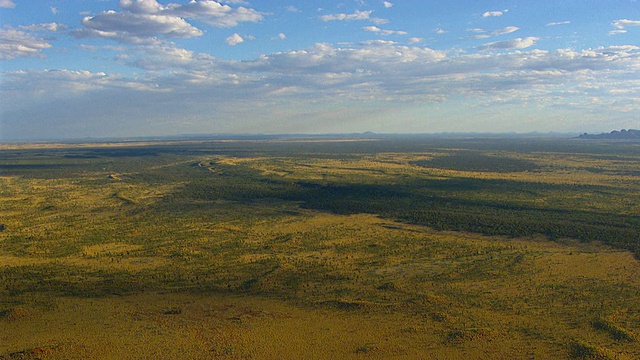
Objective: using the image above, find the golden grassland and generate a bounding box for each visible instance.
[1,138,639,359]
[2,215,639,359]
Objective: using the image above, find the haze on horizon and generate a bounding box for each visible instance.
[1,0,639,141]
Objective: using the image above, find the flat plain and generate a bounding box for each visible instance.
[1,136,639,359]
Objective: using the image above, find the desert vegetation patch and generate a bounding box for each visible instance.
[1,137,639,359]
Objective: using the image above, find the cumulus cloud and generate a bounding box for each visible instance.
[482,10,506,17]
[76,0,262,44]
[0,28,52,60]
[6,2,640,138]
[226,33,244,46]
[491,26,519,35]
[4,42,640,138]
[118,0,165,14]
[74,36,216,72]
[19,22,66,32]
[320,10,372,21]
[17,40,640,107]
[478,37,538,50]
[613,19,640,29]
[0,0,15,8]
[11,44,640,99]
[169,1,263,27]
[320,10,388,25]
[80,11,203,43]
[231,42,448,78]
[383,1,393,8]
[1,69,117,95]
[123,44,215,70]
[363,26,407,36]
[361,39,397,46]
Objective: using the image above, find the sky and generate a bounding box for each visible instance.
[1,0,639,140]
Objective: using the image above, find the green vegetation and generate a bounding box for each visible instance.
[410,151,541,172]
[0,136,639,359]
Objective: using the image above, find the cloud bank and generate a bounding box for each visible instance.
[3,40,639,138]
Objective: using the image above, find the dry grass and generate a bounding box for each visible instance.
[1,140,639,359]
[2,213,639,359]
[0,292,554,359]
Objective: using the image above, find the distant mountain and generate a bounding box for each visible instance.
[578,129,640,139]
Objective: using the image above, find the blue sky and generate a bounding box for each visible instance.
[1,0,639,140]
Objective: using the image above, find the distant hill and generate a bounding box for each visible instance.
[578,129,640,139]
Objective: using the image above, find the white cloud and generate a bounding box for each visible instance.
[221,0,250,4]
[383,1,393,8]
[435,28,446,34]
[170,1,263,28]
[408,37,422,44]
[0,28,52,60]
[51,7,58,14]
[319,9,388,24]
[609,30,627,35]
[482,10,505,18]
[370,17,389,25]
[119,0,165,14]
[74,35,216,73]
[467,34,491,39]
[478,37,538,51]
[278,33,286,40]
[235,43,450,79]
[80,11,203,43]
[14,41,640,105]
[19,23,66,32]
[0,0,15,8]
[613,19,640,29]
[546,21,570,27]
[363,26,407,36]
[320,10,372,21]
[1,69,118,95]
[76,0,262,44]
[4,43,640,138]
[491,26,519,35]
[361,39,397,46]
[124,44,215,70]
[600,45,640,52]
[226,33,244,46]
